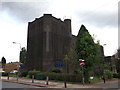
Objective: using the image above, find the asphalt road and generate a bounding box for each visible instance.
[92,80,119,89]
[2,81,40,88]
[102,82,118,88]
[1,80,119,90]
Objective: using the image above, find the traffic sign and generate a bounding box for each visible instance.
[79,59,85,67]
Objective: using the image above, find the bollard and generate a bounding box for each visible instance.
[7,73,9,80]
[32,75,34,83]
[64,80,67,88]
[46,76,49,85]
[16,73,19,81]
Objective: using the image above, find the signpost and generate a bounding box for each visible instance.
[79,59,85,85]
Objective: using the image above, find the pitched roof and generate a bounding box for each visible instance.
[4,62,21,72]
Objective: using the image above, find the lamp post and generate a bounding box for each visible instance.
[13,42,22,50]
[13,42,22,61]
[13,42,21,81]
[102,44,106,83]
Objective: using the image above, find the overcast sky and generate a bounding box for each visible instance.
[0,0,119,63]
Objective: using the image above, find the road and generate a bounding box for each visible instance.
[91,80,119,89]
[2,81,41,88]
[1,80,119,90]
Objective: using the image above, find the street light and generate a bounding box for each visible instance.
[12,42,22,81]
[102,44,106,83]
[13,42,22,50]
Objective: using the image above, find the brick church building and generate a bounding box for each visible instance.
[26,14,73,72]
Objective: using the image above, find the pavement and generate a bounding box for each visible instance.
[1,76,119,88]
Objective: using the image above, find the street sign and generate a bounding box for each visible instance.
[54,61,63,67]
[79,59,85,67]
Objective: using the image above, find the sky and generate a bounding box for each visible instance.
[0,0,119,63]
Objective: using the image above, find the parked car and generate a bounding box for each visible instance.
[10,70,18,74]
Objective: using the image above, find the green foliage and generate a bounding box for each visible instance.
[104,70,113,80]
[94,43,104,64]
[2,72,8,76]
[1,57,6,65]
[35,74,46,80]
[27,70,83,82]
[52,69,61,73]
[104,63,111,70]
[9,73,16,77]
[48,73,82,82]
[28,70,42,78]
[74,69,82,75]
[116,59,120,73]
[20,47,27,63]
[90,77,103,83]
[113,73,120,78]
[19,70,28,77]
[94,69,103,77]
[93,43,104,77]
[63,47,78,73]
[76,25,97,70]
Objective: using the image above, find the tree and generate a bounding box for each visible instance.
[63,47,78,74]
[76,25,97,82]
[1,56,6,68]
[93,42,104,77]
[116,48,120,73]
[76,25,97,70]
[20,47,27,64]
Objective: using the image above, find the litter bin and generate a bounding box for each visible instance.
[35,74,46,80]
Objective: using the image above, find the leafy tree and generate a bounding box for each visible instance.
[1,57,6,68]
[116,48,120,73]
[76,25,97,70]
[20,47,27,64]
[63,47,78,74]
[93,42,104,77]
[116,60,120,73]
[1,57,6,64]
[76,25,97,82]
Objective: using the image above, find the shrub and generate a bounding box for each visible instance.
[35,74,46,80]
[27,70,83,82]
[104,70,113,80]
[47,73,82,82]
[19,70,28,77]
[28,70,41,75]
[52,69,61,73]
[9,73,16,77]
[113,73,120,78]
[74,70,82,75]
[28,70,42,78]
[2,72,8,76]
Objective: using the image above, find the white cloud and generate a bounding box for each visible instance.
[0,11,27,63]
[0,0,118,63]
[87,25,118,56]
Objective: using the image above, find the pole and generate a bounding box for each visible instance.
[16,72,18,81]
[13,42,21,81]
[7,73,9,80]
[16,65,19,81]
[64,61,67,88]
[32,75,34,83]
[82,66,84,85]
[46,76,49,85]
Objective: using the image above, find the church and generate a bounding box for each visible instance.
[26,14,74,72]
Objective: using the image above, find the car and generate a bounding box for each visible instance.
[10,70,18,74]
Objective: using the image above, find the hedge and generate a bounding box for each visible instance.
[19,70,28,77]
[2,72,8,76]
[113,73,120,78]
[28,70,83,82]
[104,70,113,80]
